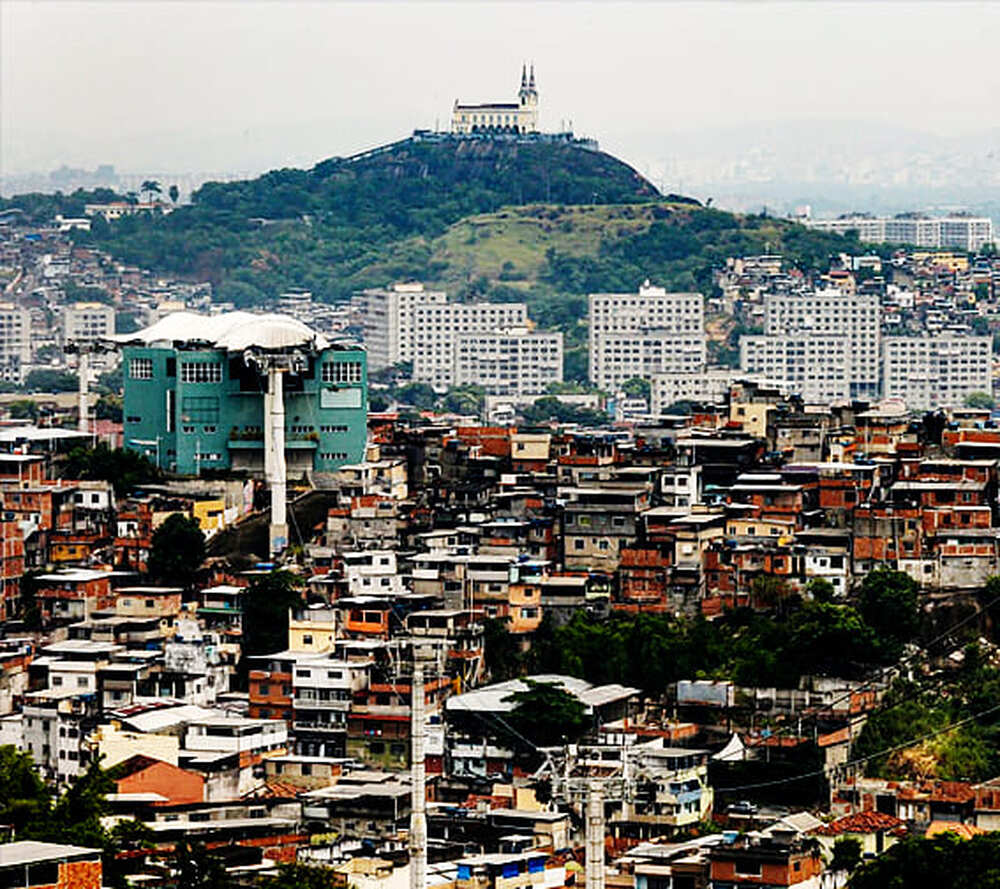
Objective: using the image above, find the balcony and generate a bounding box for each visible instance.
[293,695,350,710]
[293,720,347,733]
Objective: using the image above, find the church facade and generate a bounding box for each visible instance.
[451,65,539,134]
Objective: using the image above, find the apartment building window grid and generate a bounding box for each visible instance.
[322,361,363,384]
[129,358,153,380]
[180,362,223,384]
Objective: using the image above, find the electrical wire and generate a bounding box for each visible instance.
[714,701,1000,794]
[744,585,1000,745]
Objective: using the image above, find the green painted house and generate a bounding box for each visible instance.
[120,312,367,477]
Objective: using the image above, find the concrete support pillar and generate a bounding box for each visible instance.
[267,366,287,557]
[586,779,605,889]
[77,349,89,435]
[409,660,426,889]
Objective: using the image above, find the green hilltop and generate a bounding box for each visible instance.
[8,134,865,376]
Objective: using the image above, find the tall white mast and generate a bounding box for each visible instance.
[585,779,605,889]
[77,348,89,434]
[266,364,288,557]
[409,658,427,889]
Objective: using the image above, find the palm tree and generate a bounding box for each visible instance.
[140,179,161,204]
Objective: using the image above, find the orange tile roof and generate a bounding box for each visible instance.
[925,821,983,840]
[813,811,906,836]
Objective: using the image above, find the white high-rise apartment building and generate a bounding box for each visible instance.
[805,216,994,252]
[883,336,992,411]
[351,283,448,371]
[412,301,529,389]
[588,283,705,391]
[740,335,851,403]
[761,289,881,397]
[0,303,31,383]
[651,369,755,413]
[63,301,114,344]
[454,327,563,397]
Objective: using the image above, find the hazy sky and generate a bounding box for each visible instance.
[2,0,999,176]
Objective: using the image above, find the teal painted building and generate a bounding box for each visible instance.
[120,313,367,477]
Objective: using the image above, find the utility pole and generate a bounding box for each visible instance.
[409,658,427,889]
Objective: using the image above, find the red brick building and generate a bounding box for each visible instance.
[0,841,102,889]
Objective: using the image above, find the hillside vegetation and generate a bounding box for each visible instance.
[8,134,864,381]
[37,137,662,303]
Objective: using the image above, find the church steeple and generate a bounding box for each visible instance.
[521,63,527,89]
[529,63,535,90]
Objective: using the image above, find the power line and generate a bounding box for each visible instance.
[715,701,1000,794]
[747,585,1000,745]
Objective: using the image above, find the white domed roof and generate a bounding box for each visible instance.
[117,311,330,352]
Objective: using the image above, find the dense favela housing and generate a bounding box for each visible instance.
[5,158,1000,889]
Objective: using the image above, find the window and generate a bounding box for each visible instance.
[181,395,219,422]
[303,635,313,645]
[322,361,362,384]
[129,358,153,379]
[180,362,222,383]
[734,861,762,877]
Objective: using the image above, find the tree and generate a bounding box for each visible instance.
[259,863,338,889]
[621,377,651,401]
[169,840,231,889]
[964,391,994,411]
[242,570,305,659]
[805,577,835,603]
[95,394,123,422]
[829,836,862,873]
[0,744,51,835]
[168,184,180,204]
[62,443,161,496]
[22,368,77,392]
[140,180,161,203]
[440,384,485,416]
[396,382,437,410]
[115,312,140,334]
[483,617,523,681]
[96,366,124,395]
[217,279,267,308]
[850,833,1000,889]
[750,575,790,610]
[858,568,920,656]
[147,514,206,587]
[503,680,590,748]
[46,758,113,850]
[8,399,39,421]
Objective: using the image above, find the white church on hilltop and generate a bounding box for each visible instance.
[451,65,539,134]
